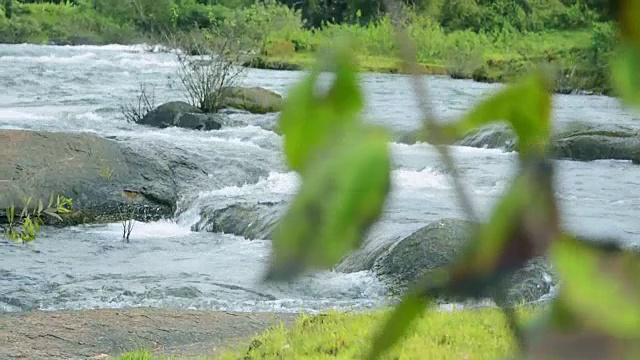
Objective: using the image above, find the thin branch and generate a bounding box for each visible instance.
[382,0,479,223]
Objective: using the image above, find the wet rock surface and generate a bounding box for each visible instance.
[0,308,297,359]
[192,201,287,239]
[372,219,555,305]
[138,101,224,131]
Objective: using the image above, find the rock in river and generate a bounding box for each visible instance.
[192,201,287,240]
[189,201,553,305]
[400,123,640,163]
[371,219,554,306]
[0,129,210,225]
[138,101,224,130]
[219,86,284,114]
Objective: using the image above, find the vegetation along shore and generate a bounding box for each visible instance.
[0,0,616,94]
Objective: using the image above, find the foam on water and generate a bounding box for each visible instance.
[392,167,451,191]
[198,171,301,198]
[81,219,193,240]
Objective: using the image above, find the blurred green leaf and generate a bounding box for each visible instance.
[435,72,552,157]
[611,45,640,108]
[365,291,433,360]
[616,0,640,48]
[278,39,363,174]
[265,126,391,281]
[523,294,640,360]
[549,235,640,338]
[610,0,640,107]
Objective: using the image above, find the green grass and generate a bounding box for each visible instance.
[117,306,542,360]
[252,22,599,91]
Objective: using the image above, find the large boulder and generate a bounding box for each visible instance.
[0,124,284,227]
[138,101,223,130]
[553,126,640,162]
[191,201,287,240]
[187,199,555,304]
[0,130,176,225]
[372,219,555,305]
[220,87,284,114]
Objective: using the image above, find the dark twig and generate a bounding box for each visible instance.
[381,0,479,224]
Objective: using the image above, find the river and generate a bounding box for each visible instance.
[1,43,640,314]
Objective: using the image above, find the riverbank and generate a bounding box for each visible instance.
[0,307,298,359]
[110,305,536,359]
[0,305,534,359]
[0,2,614,94]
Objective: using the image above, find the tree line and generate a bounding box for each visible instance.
[5,0,614,32]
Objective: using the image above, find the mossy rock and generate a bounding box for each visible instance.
[220,86,284,114]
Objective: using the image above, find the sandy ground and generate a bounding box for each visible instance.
[0,308,299,359]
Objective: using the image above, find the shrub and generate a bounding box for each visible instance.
[120,83,156,124]
[165,29,247,113]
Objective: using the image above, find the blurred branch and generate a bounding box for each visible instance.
[381,0,479,224]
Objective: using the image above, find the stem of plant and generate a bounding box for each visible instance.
[382,0,479,224]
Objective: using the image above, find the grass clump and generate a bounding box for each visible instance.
[116,306,540,360]
[222,308,536,360]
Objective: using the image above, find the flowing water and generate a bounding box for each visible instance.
[1,43,640,314]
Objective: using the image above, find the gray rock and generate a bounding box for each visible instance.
[220,87,284,114]
[457,123,517,150]
[553,126,640,162]
[139,101,223,130]
[192,201,287,240]
[454,123,640,163]
[0,129,213,225]
[372,218,555,305]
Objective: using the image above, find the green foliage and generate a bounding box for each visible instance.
[279,41,363,173]
[550,235,640,337]
[1,194,73,243]
[610,0,640,107]
[0,1,137,44]
[266,41,391,281]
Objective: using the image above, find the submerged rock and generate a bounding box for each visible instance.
[456,123,517,150]
[372,219,555,305]
[189,200,555,304]
[192,201,287,240]
[452,123,640,163]
[138,101,223,130]
[220,86,284,114]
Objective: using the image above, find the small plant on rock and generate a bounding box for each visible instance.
[1,194,73,244]
[121,83,156,124]
[166,30,247,113]
[118,189,143,243]
[100,166,114,181]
